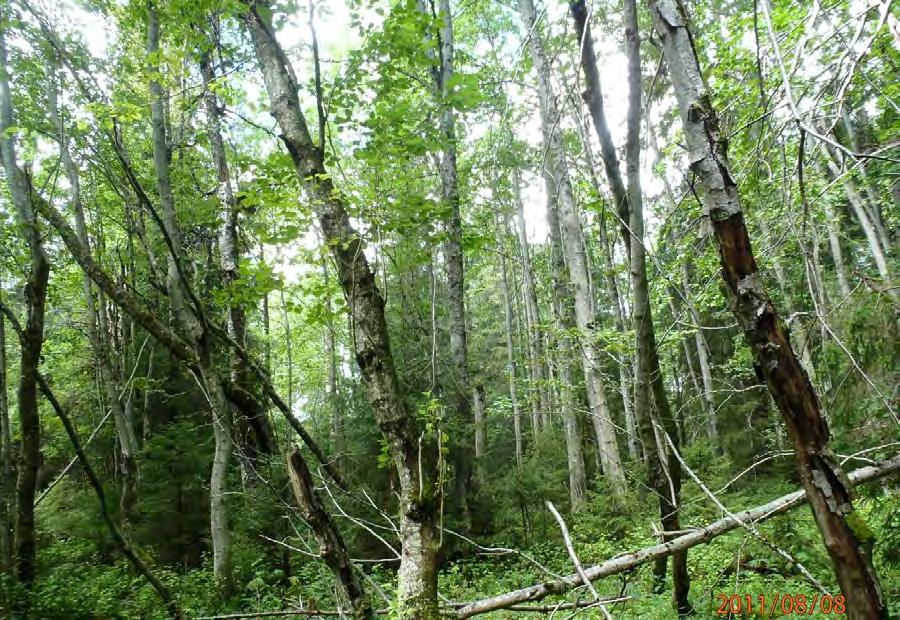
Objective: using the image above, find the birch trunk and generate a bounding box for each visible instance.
[0,21,50,588]
[648,0,885,613]
[512,171,550,430]
[519,0,626,497]
[473,383,486,460]
[243,4,440,615]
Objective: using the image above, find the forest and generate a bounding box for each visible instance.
[0,0,897,617]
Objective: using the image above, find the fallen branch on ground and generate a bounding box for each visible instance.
[456,455,900,618]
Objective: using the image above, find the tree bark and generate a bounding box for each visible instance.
[147,4,233,594]
[512,171,550,431]
[519,0,626,497]
[622,1,690,611]
[286,449,373,619]
[473,383,486,460]
[456,454,900,618]
[243,4,440,616]
[0,273,10,576]
[498,213,524,470]
[46,57,140,525]
[418,0,473,518]
[681,263,718,442]
[648,0,886,615]
[0,20,50,589]
[822,200,852,298]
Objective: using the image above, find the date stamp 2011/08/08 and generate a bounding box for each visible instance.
[715,593,846,616]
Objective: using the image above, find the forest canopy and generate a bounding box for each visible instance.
[0,0,897,618]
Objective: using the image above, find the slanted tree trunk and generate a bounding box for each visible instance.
[243,4,440,616]
[512,171,550,431]
[622,0,690,611]
[519,0,626,497]
[46,57,140,525]
[648,0,886,615]
[147,4,233,595]
[822,200,852,298]
[0,21,50,589]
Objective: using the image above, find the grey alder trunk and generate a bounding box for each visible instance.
[648,0,886,614]
[243,3,440,616]
[147,5,233,595]
[519,0,626,497]
[0,22,50,589]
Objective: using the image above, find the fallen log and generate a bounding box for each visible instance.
[457,455,900,618]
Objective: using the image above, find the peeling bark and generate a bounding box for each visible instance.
[647,0,885,614]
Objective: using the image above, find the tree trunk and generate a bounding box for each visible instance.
[821,200,852,298]
[544,191,588,510]
[622,0,690,611]
[0,22,50,589]
[201,46,274,466]
[519,0,626,497]
[323,259,341,457]
[286,449,373,619]
[681,264,718,442]
[498,214,524,470]
[648,0,886,615]
[0,273,10,576]
[46,58,140,525]
[147,4,233,595]
[512,171,550,431]
[417,0,474,515]
[473,383,486,460]
[243,4,440,616]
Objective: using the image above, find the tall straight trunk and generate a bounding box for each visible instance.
[418,0,473,510]
[473,383,486,460]
[823,149,892,291]
[201,47,274,464]
[648,0,886,615]
[497,214,524,470]
[46,58,140,524]
[545,192,588,509]
[0,274,10,576]
[518,0,626,497]
[681,264,718,442]
[323,259,341,455]
[0,21,50,588]
[622,1,691,612]
[576,112,639,460]
[512,171,550,430]
[243,4,439,616]
[840,111,893,254]
[821,200,852,298]
[147,5,233,594]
